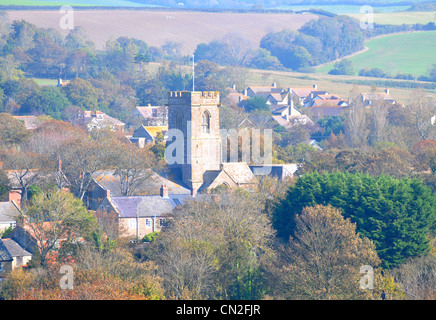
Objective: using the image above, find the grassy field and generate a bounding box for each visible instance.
[0,0,153,6]
[348,11,436,25]
[274,5,410,14]
[139,62,434,104]
[245,67,434,104]
[5,10,316,54]
[317,31,436,77]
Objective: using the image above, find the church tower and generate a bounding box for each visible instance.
[167,91,221,195]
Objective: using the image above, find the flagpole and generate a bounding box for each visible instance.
[192,53,195,92]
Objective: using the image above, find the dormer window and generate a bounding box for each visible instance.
[201,111,210,134]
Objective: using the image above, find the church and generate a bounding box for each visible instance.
[165,90,296,196]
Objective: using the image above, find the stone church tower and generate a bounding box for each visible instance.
[167,91,221,195]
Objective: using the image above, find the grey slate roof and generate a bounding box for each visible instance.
[0,239,31,258]
[92,170,191,197]
[0,239,13,261]
[0,202,20,223]
[109,194,192,218]
[249,164,299,179]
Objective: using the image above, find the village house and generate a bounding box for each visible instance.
[360,89,397,106]
[69,110,125,132]
[224,85,249,107]
[244,83,284,98]
[128,105,168,126]
[84,169,191,211]
[289,84,326,106]
[0,238,32,280]
[96,185,190,239]
[128,125,168,148]
[0,190,22,234]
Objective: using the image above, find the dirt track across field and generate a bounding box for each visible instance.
[6,9,316,53]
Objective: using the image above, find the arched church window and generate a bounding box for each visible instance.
[201,111,210,134]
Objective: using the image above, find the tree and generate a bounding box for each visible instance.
[60,134,114,201]
[19,188,98,266]
[0,148,45,201]
[243,96,269,113]
[391,254,436,300]
[406,89,436,141]
[276,205,381,300]
[273,171,436,268]
[62,77,99,110]
[111,142,159,196]
[0,113,30,147]
[153,190,275,300]
[26,87,71,119]
[329,59,354,75]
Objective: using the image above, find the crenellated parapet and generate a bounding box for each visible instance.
[168,91,220,106]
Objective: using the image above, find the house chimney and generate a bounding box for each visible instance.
[313,84,317,89]
[191,188,197,197]
[9,190,22,208]
[385,88,390,95]
[160,185,169,198]
[272,82,276,88]
[232,84,236,90]
[243,89,248,96]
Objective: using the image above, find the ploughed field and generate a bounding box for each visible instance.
[6,9,316,54]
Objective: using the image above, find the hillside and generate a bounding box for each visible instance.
[317,30,436,77]
[5,9,317,54]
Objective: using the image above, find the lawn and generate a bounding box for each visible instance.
[317,30,436,77]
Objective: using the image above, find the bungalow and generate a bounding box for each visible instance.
[0,238,32,279]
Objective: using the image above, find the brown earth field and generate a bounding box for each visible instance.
[5,9,317,54]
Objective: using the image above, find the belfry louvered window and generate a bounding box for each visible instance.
[201,111,210,134]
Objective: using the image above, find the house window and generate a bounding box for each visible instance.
[128,219,137,230]
[201,111,210,134]
[145,218,152,227]
[159,219,165,227]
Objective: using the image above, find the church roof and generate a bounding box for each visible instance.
[221,162,255,185]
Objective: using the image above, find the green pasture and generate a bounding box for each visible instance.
[317,30,436,77]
